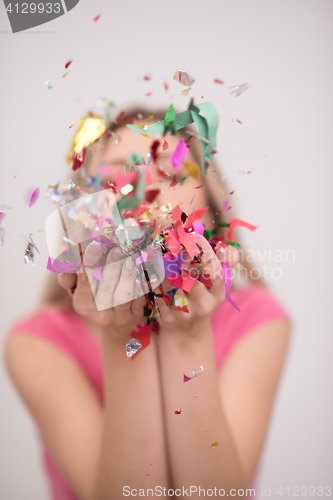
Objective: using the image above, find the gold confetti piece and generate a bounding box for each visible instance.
[211,441,219,447]
[204,430,208,432]
[67,113,105,164]
[194,395,197,398]
[139,124,148,130]
[147,114,154,121]
[140,134,151,138]
[181,87,191,96]
[218,186,225,196]
[183,161,201,179]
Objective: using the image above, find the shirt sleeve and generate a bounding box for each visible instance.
[7,308,87,367]
[211,285,291,367]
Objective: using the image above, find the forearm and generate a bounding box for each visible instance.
[156,318,247,497]
[92,332,170,499]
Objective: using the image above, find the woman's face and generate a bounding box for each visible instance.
[95,125,214,231]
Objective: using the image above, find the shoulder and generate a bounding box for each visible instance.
[211,284,291,366]
[4,306,96,373]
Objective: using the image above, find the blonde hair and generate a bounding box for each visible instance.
[40,106,264,308]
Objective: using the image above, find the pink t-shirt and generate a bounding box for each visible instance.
[7,284,290,500]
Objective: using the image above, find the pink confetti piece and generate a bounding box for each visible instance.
[24,187,40,208]
[170,138,188,170]
[0,212,5,225]
[192,221,204,235]
[94,14,101,22]
[93,266,103,282]
[222,262,241,312]
[136,252,148,265]
[223,200,230,212]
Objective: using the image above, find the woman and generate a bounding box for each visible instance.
[4,105,291,500]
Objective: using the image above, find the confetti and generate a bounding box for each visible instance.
[169,176,178,188]
[24,187,40,208]
[229,82,251,97]
[214,78,224,84]
[143,74,152,81]
[173,70,196,87]
[163,81,169,91]
[65,60,73,69]
[23,234,40,265]
[0,212,6,246]
[183,365,204,382]
[174,409,182,415]
[211,441,219,447]
[181,87,191,96]
[171,138,188,170]
[183,161,201,179]
[93,14,101,22]
[45,81,53,89]
[126,338,142,358]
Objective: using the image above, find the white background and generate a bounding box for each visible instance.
[0,0,332,498]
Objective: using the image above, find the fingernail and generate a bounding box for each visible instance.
[112,247,124,261]
[88,241,102,255]
[125,256,135,270]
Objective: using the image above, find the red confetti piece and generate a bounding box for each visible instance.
[236,119,242,124]
[117,111,126,126]
[214,78,224,84]
[145,189,160,204]
[94,14,101,21]
[227,218,257,242]
[156,165,171,180]
[69,125,73,128]
[169,175,178,187]
[163,81,169,91]
[150,140,160,162]
[174,409,182,415]
[163,140,169,151]
[129,324,155,360]
[65,60,73,69]
[194,184,204,189]
[72,148,87,171]
[146,91,153,96]
[107,182,117,194]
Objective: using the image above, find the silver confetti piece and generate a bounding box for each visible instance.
[126,338,143,358]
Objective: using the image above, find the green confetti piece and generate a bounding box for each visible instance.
[180,176,188,186]
[204,230,214,240]
[120,184,134,195]
[127,102,218,175]
[164,103,176,133]
[226,240,241,247]
[218,221,231,227]
[129,152,145,165]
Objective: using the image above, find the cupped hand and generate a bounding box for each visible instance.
[154,236,240,336]
[58,242,149,340]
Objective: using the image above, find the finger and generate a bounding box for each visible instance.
[58,273,77,294]
[83,241,104,296]
[73,242,104,315]
[216,243,239,268]
[94,246,124,311]
[113,255,137,307]
[131,278,148,318]
[193,236,222,282]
